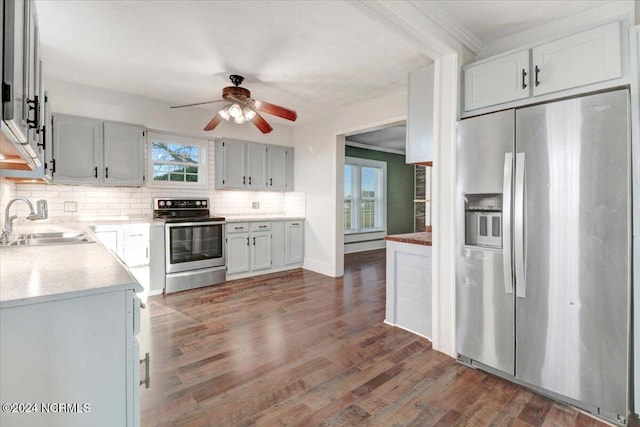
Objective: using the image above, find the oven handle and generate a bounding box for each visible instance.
[165,221,226,228]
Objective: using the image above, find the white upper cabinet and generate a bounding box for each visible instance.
[51,114,144,185]
[463,21,623,112]
[406,64,434,164]
[464,50,530,111]
[531,21,621,96]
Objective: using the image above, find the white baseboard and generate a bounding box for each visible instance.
[344,239,386,254]
[302,257,337,277]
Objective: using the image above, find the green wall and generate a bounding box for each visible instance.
[345,145,414,235]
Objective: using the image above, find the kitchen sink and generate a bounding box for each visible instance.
[6,231,96,247]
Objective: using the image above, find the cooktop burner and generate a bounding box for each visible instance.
[153,198,225,223]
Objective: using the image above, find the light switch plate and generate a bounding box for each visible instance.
[252,202,260,209]
[64,201,77,212]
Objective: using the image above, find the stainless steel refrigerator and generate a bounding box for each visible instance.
[455,89,631,423]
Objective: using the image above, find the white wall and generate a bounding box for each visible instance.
[293,91,407,277]
[46,79,294,145]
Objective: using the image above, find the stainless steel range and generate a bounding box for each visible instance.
[153,198,225,293]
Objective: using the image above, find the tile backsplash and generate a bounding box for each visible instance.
[2,141,305,224]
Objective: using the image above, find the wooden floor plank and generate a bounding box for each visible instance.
[141,249,614,426]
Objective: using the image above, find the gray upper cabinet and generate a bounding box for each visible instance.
[1,0,42,168]
[215,138,294,192]
[268,145,286,191]
[285,147,294,191]
[217,139,246,189]
[103,122,144,185]
[246,142,268,190]
[52,114,102,184]
[51,113,144,186]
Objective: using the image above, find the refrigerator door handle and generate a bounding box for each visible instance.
[514,152,526,298]
[502,153,513,294]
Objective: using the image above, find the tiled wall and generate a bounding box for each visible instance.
[5,140,305,223]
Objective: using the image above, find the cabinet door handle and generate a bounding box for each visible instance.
[105,167,109,179]
[292,223,300,226]
[246,237,249,246]
[243,176,246,185]
[534,65,540,87]
[248,176,252,185]
[253,237,256,246]
[521,68,527,89]
[259,225,268,228]
[140,352,150,389]
[269,178,273,186]
[234,226,244,230]
[94,166,98,178]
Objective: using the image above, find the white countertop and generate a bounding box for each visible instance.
[0,223,142,309]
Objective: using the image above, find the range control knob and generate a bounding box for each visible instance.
[159,201,165,207]
[196,201,201,206]
[202,201,207,207]
[166,201,172,207]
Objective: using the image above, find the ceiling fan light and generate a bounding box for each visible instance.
[234,115,246,124]
[219,105,231,121]
[243,107,256,120]
[229,103,243,119]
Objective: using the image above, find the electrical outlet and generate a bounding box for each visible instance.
[63,201,77,212]
[252,202,260,209]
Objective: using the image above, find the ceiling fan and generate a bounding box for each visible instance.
[170,75,297,134]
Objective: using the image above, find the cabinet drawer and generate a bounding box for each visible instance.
[227,223,249,233]
[251,222,272,232]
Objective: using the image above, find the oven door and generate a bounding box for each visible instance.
[165,221,225,273]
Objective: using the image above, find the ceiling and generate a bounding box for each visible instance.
[35,0,620,131]
[347,125,406,153]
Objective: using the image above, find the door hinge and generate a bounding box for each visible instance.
[1,82,10,103]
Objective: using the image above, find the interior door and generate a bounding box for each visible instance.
[514,90,630,417]
[455,110,515,375]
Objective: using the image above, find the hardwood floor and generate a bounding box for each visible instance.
[141,249,611,427]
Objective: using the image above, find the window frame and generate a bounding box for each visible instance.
[344,156,387,235]
[146,131,209,189]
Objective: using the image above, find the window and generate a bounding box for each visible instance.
[147,132,208,188]
[344,157,386,233]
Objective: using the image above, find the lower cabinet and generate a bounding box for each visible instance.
[226,219,304,280]
[225,222,272,275]
[285,220,304,265]
[0,288,144,427]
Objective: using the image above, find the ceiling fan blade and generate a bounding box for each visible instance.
[170,99,224,109]
[254,100,297,121]
[203,113,224,131]
[251,112,273,134]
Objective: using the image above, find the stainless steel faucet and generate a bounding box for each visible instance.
[1,198,48,244]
